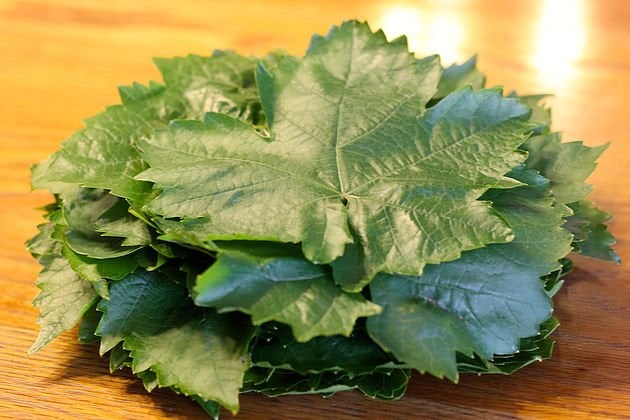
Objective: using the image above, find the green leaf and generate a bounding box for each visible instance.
[513,94,552,131]
[522,133,608,204]
[154,51,260,121]
[108,343,131,372]
[138,21,530,286]
[95,199,152,247]
[32,94,181,203]
[62,244,140,285]
[567,201,620,263]
[434,55,485,99]
[58,187,145,259]
[125,310,252,414]
[457,316,560,374]
[251,323,391,374]
[353,369,410,400]
[27,222,59,258]
[95,269,189,354]
[367,273,480,382]
[194,247,381,341]
[191,396,221,419]
[542,258,572,297]
[152,217,219,252]
[34,50,262,203]
[242,366,409,400]
[78,301,102,344]
[486,167,574,276]
[30,255,99,353]
[118,81,166,105]
[367,172,567,381]
[242,367,353,396]
[61,187,118,235]
[96,269,253,412]
[137,370,159,392]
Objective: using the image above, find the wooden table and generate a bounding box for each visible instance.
[1,0,628,418]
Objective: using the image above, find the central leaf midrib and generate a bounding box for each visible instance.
[332,32,355,199]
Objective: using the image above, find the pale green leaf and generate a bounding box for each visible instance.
[32,51,261,203]
[522,133,607,204]
[125,310,252,414]
[30,255,98,353]
[154,51,260,121]
[434,55,485,99]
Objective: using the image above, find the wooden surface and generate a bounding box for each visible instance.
[1,0,629,418]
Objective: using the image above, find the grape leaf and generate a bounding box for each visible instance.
[27,222,59,258]
[33,51,261,204]
[194,246,381,341]
[108,343,131,372]
[138,21,531,287]
[513,94,551,132]
[57,187,145,259]
[457,316,560,374]
[250,323,391,374]
[96,269,253,413]
[154,51,260,121]
[522,132,607,204]
[434,55,485,99]
[367,171,569,381]
[95,199,151,247]
[137,369,159,392]
[95,269,189,354]
[190,395,221,419]
[125,310,252,414]
[242,366,409,400]
[29,255,99,353]
[78,301,102,344]
[567,200,620,263]
[61,243,140,292]
[32,93,180,203]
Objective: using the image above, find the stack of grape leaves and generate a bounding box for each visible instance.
[28,21,619,418]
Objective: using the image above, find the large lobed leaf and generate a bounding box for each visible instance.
[366,147,571,382]
[138,21,531,289]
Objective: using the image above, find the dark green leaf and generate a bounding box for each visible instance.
[108,343,131,372]
[95,269,189,353]
[78,300,102,344]
[194,247,381,341]
[95,199,151,247]
[250,323,391,374]
[242,366,409,400]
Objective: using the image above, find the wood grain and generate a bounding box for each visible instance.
[1,0,628,418]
